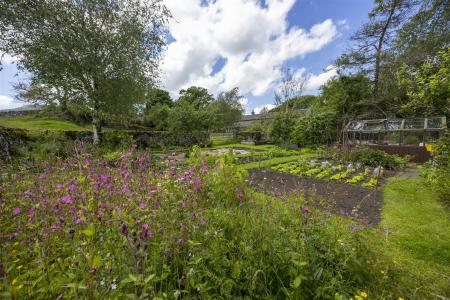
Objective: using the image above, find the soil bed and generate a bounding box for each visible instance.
[247,169,383,225]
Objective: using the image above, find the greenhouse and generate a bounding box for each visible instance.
[343,116,447,162]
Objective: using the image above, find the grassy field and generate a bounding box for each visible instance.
[380,177,450,297]
[0,115,88,131]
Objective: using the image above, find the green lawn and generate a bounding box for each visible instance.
[210,134,238,147]
[380,177,450,297]
[0,115,88,131]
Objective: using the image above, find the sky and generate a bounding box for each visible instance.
[0,0,374,113]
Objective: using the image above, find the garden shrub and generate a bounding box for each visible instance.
[421,135,450,202]
[324,147,409,170]
[292,110,337,147]
[269,112,296,145]
[0,145,401,299]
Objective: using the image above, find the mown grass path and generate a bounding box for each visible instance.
[381,177,450,297]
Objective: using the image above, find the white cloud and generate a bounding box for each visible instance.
[0,51,17,64]
[239,97,248,109]
[162,0,340,97]
[304,65,337,91]
[0,95,21,110]
[337,19,350,30]
[254,103,276,114]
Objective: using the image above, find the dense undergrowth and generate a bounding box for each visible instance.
[0,143,404,299]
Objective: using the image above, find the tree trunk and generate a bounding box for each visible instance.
[374,1,398,96]
[92,115,101,145]
[92,98,101,145]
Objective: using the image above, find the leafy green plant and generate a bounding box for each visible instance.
[316,168,334,179]
[362,177,379,188]
[346,173,366,184]
[420,135,450,202]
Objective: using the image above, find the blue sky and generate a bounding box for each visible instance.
[0,0,374,112]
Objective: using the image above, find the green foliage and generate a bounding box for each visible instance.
[168,101,210,133]
[269,112,296,145]
[143,103,171,130]
[346,173,366,184]
[397,48,450,117]
[240,155,304,170]
[292,109,336,147]
[362,177,378,188]
[177,86,214,109]
[144,88,173,110]
[208,88,244,132]
[0,148,403,299]
[0,0,171,143]
[325,147,409,170]
[350,147,409,169]
[100,131,134,151]
[421,135,450,202]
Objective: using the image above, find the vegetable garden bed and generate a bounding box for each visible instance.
[270,158,384,188]
[247,168,383,225]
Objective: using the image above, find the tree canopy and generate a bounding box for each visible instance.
[0,0,170,143]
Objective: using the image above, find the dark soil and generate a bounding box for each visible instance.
[247,169,383,225]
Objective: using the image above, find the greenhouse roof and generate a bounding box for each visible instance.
[344,117,447,133]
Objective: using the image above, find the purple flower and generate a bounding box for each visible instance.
[68,184,76,191]
[55,183,64,189]
[75,218,83,224]
[139,203,147,209]
[100,203,107,209]
[61,195,74,204]
[200,219,206,225]
[303,207,309,213]
[200,165,208,174]
[12,207,21,216]
[146,230,154,238]
[142,223,149,230]
[27,208,35,218]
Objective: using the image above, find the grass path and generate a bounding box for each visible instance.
[381,177,450,297]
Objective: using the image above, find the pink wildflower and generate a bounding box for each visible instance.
[12,207,21,216]
[61,195,74,204]
[146,230,154,238]
[303,207,309,213]
[200,165,208,174]
[200,219,206,225]
[142,223,149,230]
[27,208,35,218]
[139,203,147,209]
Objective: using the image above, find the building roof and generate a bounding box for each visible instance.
[344,116,447,133]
